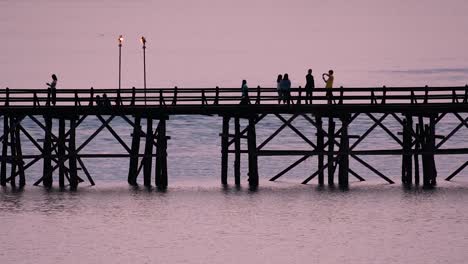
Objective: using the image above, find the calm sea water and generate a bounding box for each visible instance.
[2,0,468,263]
[1,115,468,264]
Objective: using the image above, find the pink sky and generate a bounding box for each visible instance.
[1,0,468,88]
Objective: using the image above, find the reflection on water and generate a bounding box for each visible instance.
[1,182,468,264]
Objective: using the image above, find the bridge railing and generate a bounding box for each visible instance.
[0,86,467,107]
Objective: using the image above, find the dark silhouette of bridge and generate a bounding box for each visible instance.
[1,85,467,190]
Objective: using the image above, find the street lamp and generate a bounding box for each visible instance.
[118,35,123,90]
[141,36,147,105]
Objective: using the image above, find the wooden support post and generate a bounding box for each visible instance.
[58,118,66,188]
[14,117,25,187]
[327,117,335,185]
[42,116,53,188]
[338,115,349,188]
[1,115,8,186]
[69,118,78,190]
[402,116,413,185]
[128,115,141,185]
[422,125,430,187]
[155,118,168,188]
[414,124,420,185]
[316,116,325,185]
[247,117,258,187]
[234,117,241,185]
[429,117,437,186]
[143,117,153,187]
[9,117,17,187]
[221,116,230,185]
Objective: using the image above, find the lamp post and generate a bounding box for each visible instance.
[118,35,123,90]
[141,36,147,105]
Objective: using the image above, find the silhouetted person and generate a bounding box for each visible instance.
[305,69,315,104]
[46,74,57,105]
[95,95,102,106]
[276,74,283,103]
[322,70,334,104]
[102,93,112,107]
[279,73,291,104]
[240,80,250,104]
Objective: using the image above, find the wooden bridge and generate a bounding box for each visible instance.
[1,85,468,190]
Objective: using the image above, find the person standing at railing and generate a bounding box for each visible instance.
[240,79,250,104]
[276,74,283,103]
[46,74,58,105]
[322,70,334,104]
[305,69,315,104]
[279,73,291,104]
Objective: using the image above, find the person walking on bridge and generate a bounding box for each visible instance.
[240,79,250,104]
[46,74,58,105]
[322,70,334,104]
[279,73,291,105]
[305,69,315,104]
[276,74,283,104]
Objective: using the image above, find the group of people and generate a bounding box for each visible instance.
[242,69,335,104]
[46,68,336,106]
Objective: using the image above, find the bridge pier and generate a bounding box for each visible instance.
[42,116,53,188]
[327,117,336,186]
[143,116,153,187]
[1,115,9,186]
[69,117,78,190]
[155,117,168,189]
[58,118,66,188]
[338,115,350,189]
[220,116,229,185]
[402,116,413,185]
[316,116,325,186]
[234,117,241,186]
[128,115,141,186]
[247,116,258,188]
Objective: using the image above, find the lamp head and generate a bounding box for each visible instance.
[118,35,123,46]
[141,36,146,47]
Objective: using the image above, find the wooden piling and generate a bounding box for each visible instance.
[429,117,437,186]
[316,116,324,185]
[1,115,8,186]
[128,115,141,185]
[42,116,53,188]
[14,117,25,187]
[247,117,258,187]
[234,117,241,185]
[69,117,78,190]
[9,117,17,187]
[402,116,413,185]
[221,116,230,185]
[143,117,153,187]
[327,117,335,185]
[414,124,420,185]
[58,118,66,188]
[338,115,349,188]
[155,118,168,188]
